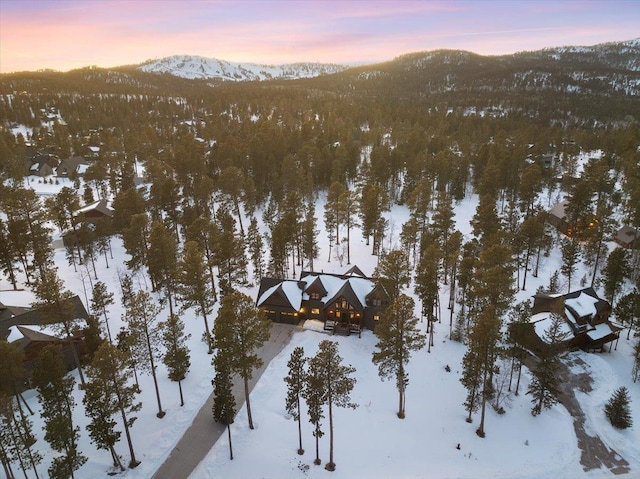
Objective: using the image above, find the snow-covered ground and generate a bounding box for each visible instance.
[2,172,639,479]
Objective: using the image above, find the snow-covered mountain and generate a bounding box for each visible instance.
[138,55,348,81]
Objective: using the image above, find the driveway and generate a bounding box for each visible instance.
[151,322,295,479]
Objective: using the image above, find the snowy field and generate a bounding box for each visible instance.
[2,171,639,479]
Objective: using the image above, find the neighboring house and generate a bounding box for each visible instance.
[75,198,114,223]
[62,199,114,247]
[0,297,89,385]
[256,266,390,335]
[613,225,639,249]
[28,152,59,177]
[57,156,88,178]
[510,287,621,356]
[547,200,570,235]
[547,200,598,239]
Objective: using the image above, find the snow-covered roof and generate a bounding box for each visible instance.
[300,274,375,308]
[7,325,24,342]
[256,280,303,311]
[586,323,614,341]
[532,313,573,342]
[564,291,599,320]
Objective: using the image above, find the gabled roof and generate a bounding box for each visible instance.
[0,295,89,341]
[16,325,61,342]
[305,276,328,297]
[344,265,367,277]
[614,225,639,247]
[323,281,366,312]
[76,199,114,218]
[548,200,568,220]
[257,280,304,311]
[57,156,87,176]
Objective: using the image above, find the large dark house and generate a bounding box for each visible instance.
[510,287,621,356]
[256,266,390,335]
[0,296,89,386]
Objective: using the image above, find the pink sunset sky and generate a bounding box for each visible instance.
[1,0,639,73]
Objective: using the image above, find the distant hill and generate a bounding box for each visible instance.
[138,55,348,81]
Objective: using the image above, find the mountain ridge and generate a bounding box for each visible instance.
[138,54,348,81]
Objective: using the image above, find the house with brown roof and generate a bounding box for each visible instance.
[510,287,621,357]
[614,225,639,249]
[0,297,89,382]
[57,156,88,178]
[256,267,390,335]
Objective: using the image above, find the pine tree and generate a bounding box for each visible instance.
[372,294,426,418]
[160,313,191,407]
[603,248,630,307]
[32,345,87,479]
[302,355,325,466]
[87,342,142,468]
[32,268,86,384]
[212,351,236,460]
[82,353,125,472]
[147,220,178,314]
[301,201,320,272]
[284,346,307,455]
[632,339,640,383]
[0,395,42,479]
[560,237,580,292]
[90,280,115,343]
[212,290,271,429]
[374,249,411,300]
[177,240,215,354]
[527,313,568,416]
[604,387,633,429]
[246,217,266,283]
[212,206,248,294]
[124,289,165,418]
[309,340,357,472]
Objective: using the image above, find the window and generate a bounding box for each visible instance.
[311,308,320,315]
[373,315,380,322]
[372,298,382,306]
[310,292,321,300]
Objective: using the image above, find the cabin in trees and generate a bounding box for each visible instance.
[56,156,89,178]
[510,287,621,356]
[547,200,598,239]
[614,225,639,249]
[27,152,59,177]
[0,296,89,386]
[62,199,114,247]
[256,266,390,335]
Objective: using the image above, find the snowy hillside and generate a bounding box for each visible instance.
[138,55,348,81]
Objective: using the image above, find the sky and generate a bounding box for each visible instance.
[1,0,639,73]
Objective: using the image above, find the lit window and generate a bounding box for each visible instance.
[311,308,320,315]
[373,315,380,321]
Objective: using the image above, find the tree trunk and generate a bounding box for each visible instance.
[178,380,185,407]
[296,395,304,454]
[227,424,234,460]
[113,373,139,468]
[66,330,85,385]
[244,377,254,429]
[476,368,488,438]
[314,426,321,465]
[109,445,124,471]
[145,328,165,418]
[515,361,523,396]
[202,313,213,354]
[325,397,335,471]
